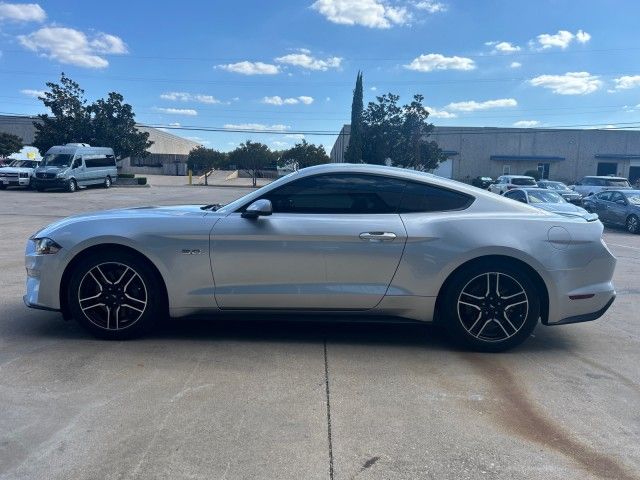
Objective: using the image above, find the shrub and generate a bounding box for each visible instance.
[137,177,147,185]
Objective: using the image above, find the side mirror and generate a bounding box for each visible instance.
[241,199,273,219]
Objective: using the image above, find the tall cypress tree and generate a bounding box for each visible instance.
[344,71,363,163]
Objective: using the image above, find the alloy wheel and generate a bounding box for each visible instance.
[77,262,148,331]
[457,272,529,342]
[627,215,639,234]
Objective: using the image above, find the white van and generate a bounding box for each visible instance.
[0,146,42,189]
[32,144,117,192]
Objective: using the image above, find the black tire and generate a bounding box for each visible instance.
[104,176,112,189]
[67,250,165,339]
[626,215,640,234]
[439,260,540,352]
[67,178,77,193]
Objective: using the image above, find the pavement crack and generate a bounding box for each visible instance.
[323,338,335,480]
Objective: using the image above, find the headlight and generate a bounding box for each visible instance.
[56,172,66,178]
[19,172,29,178]
[33,237,62,255]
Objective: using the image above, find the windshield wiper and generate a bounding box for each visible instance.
[201,203,225,211]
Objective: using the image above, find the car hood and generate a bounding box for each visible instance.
[0,167,34,174]
[33,205,223,238]
[35,166,68,174]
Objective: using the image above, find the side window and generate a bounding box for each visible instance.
[610,192,624,204]
[505,190,526,202]
[257,174,406,214]
[71,156,81,169]
[398,181,473,212]
[582,178,594,186]
[597,192,612,201]
[85,155,116,168]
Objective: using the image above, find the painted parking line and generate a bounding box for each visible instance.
[607,242,640,252]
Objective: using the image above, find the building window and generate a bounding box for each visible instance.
[537,163,550,179]
[502,165,511,175]
[597,162,617,176]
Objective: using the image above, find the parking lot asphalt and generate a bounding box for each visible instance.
[0,184,639,480]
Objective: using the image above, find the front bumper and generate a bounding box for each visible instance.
[32,178,67,189]
[0,177,30,186]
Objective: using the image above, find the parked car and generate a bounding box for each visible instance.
[571,176,631,197]
[24,164,616,352]
[32,144,117,192]
[582,189,640,234]
[536,180,582,204]
[489,175,537,194]
[471,176,493,189]
[0,158,42,189]
[503,187,593,219]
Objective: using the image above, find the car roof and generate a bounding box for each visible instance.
[583,175,627,180]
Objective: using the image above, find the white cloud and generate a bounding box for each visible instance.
[223,123,290,131]
[425,106,456,119]
[275,51,342,71]
[18,27,127,68]
[529,72,602,95]
[0,2,45,22]
[404,53,475,72]
[261,95,314,105]
[513,120,540,127]
[486,41,520,54]
[20,88,45,97]
[510,61,522,68]
[445,98,517,112]
[153,107,198,116]
[414,1,447,13]
[311,0,410,29]
[613,75,640,91]
[160,91,220,104]
[534,29,591,50]
[217,61,279,75]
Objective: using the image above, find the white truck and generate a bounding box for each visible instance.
[0,146,42,189]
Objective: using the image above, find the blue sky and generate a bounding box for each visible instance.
[1,0,640,152]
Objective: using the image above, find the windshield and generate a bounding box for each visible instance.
[512,177,537,186]
[541,181,568,190]
[42,153,73,167]
[605,179,631,187]
[8,160,39,168]
[625,192,640,205]
[527,190,565,204]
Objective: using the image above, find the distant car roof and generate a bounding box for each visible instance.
[583,175,628,180]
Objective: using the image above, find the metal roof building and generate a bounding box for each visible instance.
[331,124,640,185]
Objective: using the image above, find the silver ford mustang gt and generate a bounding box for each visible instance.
[24,164,616,351]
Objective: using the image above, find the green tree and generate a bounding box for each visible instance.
[0,133,23,158]
[361,93,447,170]
[33,73,153,159]
[228,140,273,187]
[279,139,330,169]
[187,146,228,185]
[89,92,152,159]
[344,71,363,163]
[33,73,92,153]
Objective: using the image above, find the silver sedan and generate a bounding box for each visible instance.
[24,164,616,351]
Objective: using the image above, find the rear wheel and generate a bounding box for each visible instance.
[627,215,639,234]
[67,250,164,339]
[104,176,112,188]
[67,178,77,193]
[440,261,540,352]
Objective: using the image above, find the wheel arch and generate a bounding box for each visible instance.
[434,254,549,324]
[59,243,168,320]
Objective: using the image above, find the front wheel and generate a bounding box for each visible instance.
[627,215,640,234]
[67,178,77,193]
[439,261,540,352]
[104,176,112,188]
[67,250,164,339]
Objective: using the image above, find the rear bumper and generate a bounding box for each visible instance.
[549,295,615,326]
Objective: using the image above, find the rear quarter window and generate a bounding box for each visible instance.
[398,181,474,213]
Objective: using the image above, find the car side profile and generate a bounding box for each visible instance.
[32,144,117,192]
[24,164,616,351]
[503,187,592,219]
[536,180,582,204]
[571,176,631,197]
[488,175,537,195]
[582,189,640,234]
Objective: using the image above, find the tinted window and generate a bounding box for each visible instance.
[398,181,473,212]
[610,192,625,203]
[43,153,72,167]
[504,190,526,202]
[605,179,631,187]
[85,155,116,168]
[258,174,406,214]
[511,177,537,186]
[597,191,612,201]
[582,178,596,186]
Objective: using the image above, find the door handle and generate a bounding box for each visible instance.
[359,232,397,242]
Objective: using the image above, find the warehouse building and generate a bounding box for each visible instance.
[0,115,199,175]
[330,124,640,185]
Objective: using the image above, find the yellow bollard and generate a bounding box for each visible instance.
[188,169,192,185]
